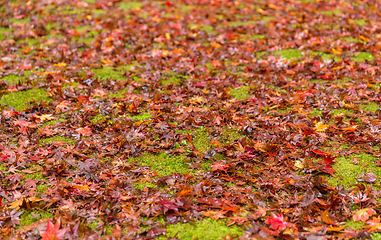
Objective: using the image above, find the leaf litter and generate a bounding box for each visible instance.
[0,0,381,239]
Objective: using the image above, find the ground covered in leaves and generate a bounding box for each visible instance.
[1,0,381,239]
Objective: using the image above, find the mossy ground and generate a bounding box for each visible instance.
[327,153,381,189]
[274,49,303,59]
[0,88,51,111]
[229,86,251,100]
[163,218,244,240]
[3,0,381,238]
[41,135,76,146]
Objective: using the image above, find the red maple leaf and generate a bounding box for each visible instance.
[159,199,178,214]
[323,154,335,165]
[75,127,92,136]
[211,162,229,172]
[264,214,289,231]
[40,220,66,240]
[312,149,328,156]
[321,165,336,176]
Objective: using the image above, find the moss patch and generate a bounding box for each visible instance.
[92,66,125,80]
[41,135,76,145]
[20,209,54,226]
[327,153,381,188]
[130,112,151,121]
[345,220,366,230]
[228,20,256,27]
[0,27,12,40]
[310,51,341,62]
[352,52,374,62]
[165,218,244,240]
[128,152,189,177]
[118,1,143,11]
[0,88,51,111]
[41,119,66,127]
[320,10,341,16]
[354,19,367,26]
[274,49,303,59]
[162,76,183,86]
[360,102,379,113]
[229,86,251,100]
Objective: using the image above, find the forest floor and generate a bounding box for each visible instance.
[1,0,381,239]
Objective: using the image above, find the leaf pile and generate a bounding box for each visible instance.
[1,0,381,239]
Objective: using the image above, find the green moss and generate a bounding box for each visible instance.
[352,52,374,62]
[183,127,211,153]
[41,119,66,127]
[250,34,265,40]
[310,51,341,62]
[134,181,157,190]
[220,128,243,143]
[20,210,54,226]
[162,76,182,86]
[327,153,381,188]
[36,184,49,193]
[130,112,151,121]
[0,27,12,40]
[309,108,322,117]
[354,19,367,26]
[92,66,125,80]
[255,51,267,58]
[274,49,303,59]
[360,102,379,113]
[229,86,251,100]
[25,172,44,181]
[90,114,114,124]
[330,108,353,115]
[0,88,51,111]
[9,17,31,24]
[340,37,366,44]
[345,220,366,230]
[228,21,256,27]
[372,233,381,240]
[128,152,189,177]
[0,70,35,85]
[164,218,244,240]
[320,10,341,16]
[108,90,126,99]
[87,217,113,235]
[41,135,76,145]
[119,1,143,11]
[74,37,93,45]
[266,85,288,93]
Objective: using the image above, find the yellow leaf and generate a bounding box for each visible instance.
[72,185,90,192]
[359,35,369,42]
[328,225,346,232]
[8,197,41,210]
[53,62,67,67]
[332,47,341,55]
[35,114,55,122]
[165,33,171,40]
[189,96,205,105]
[322,210,336,225]
[202,88,209,94]
[101,59,111,65]
[315,121,329,132]
[256,8,266,14]
[211,42,221,48]
[162,50,170,58]
[295,160,304,169]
